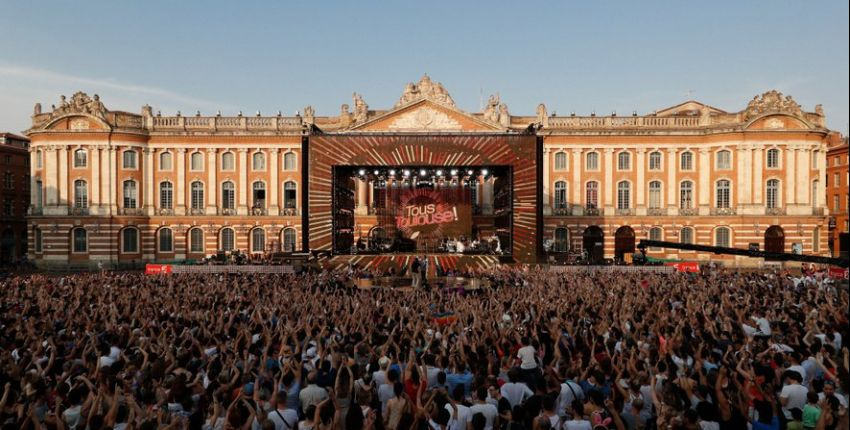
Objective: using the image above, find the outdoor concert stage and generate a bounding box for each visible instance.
[325,253,503,276]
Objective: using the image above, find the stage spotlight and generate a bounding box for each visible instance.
[373,169,379,175]
[358,169,366,176]
[419,169,427,176]
[389,169,396,176]
[481,168,489,176]
[436,169,443,176]
[403,169,410,177]
[467,169,474,176]
[450,169,458,176]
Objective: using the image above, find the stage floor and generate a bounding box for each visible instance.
[327,253,505,276]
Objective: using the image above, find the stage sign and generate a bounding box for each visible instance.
[393,188,471,243]
[145,264,173,275]
[828,267,849,279]
[665,261,700,273]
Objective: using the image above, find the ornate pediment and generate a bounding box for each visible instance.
[387,106,463,131]
[42,91,108,120]
[351,99,503,132]
[395,74,456,108]
[744,90,802,120]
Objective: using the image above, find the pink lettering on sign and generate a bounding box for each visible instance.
[396,204,458,229]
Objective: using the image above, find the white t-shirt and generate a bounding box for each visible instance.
[557,381,583,417]
[518,346,537,369]
[779,383,808,418]
[501,382,533,408]
[818,392,848,409]
[446,403,470,430]
[268,408,299,430]
[563,419,592,430]
[468,403,499,430]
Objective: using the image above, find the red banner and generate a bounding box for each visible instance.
[665,262,700,273]
[828,267,849,279]
[145,264,173,275]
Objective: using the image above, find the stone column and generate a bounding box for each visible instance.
[796,145,810,206]
[669,148,681,210]
[785,146,797,205]
[144,148,154,215]
[237,149,248,215]
[753,145,764,204]
[542,148,551,215]
[58,146,68,208]
[268,149,279,214]
[108,147,117,214]
[207,148,218,215]
[44,147,58,207]
[176,148,186,215]
[355,178,368,215]
[603,148,614,211]
[91,146,101,213]
[635,148,646,214]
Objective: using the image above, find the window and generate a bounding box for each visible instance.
[36,150,43,169]
[553,228,568,252]
[716,150,731,170]
[649,227,663,242]
[649,151,662,171]
[252,182,266,209]
[283,228,297,252]
[160,182,173,209]
[72,228,87,253]
[617,151,631,170]
[122,228,139,253]
[586,152,599,170]
[73,149,87,168]
[680,227,694,245]
[680,181,694,209]
[3,172,12,189]
[158,228,173,252]
[159,151,173,170]
[812,153,818,169]
[35,180,43,209]
[648,181,662,209]
[35,228,42,253]
[766,148,780,168]
[284,181,297,209]
[221,152,235,171]
[123,180,137,209]
[834,173,840,187]
[812,180,819,207]
[74,180,88,208]
[190,152,204,171]
[251,228,265,253]
[191,181,204,210]
[813,227,820,253]
[585,181,599,209]
[222,181,236,210]
[122,150,137,169]
[3,155,9,165]
[252,152,266,171]
[189,228,204,253]
[3,198,12,216]
[766,179,780,209]
[834,195,840,212]
[715,227,731,247]
[680,151,693,170]
[220,228,235,251]
[283,152,297,171]
[554,152,567,171]
[716,180,730,208]
[617,181,630,209]
[553,181,567,208]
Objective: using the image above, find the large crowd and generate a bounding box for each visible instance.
[0,266,847,430]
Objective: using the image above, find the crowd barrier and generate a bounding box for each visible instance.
[549,265,677,274]
[146,264,294,274]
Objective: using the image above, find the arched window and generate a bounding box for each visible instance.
[617,181,630,209]
[122,228,139,253]
[617,151,631,170]
[553,181,567,208]
[74,180,88,208]
[252,181,266,209]
[159,151,173,170]
[190,152,204,171]
[251,228,265,253]
[34,228,42,253]
[716,150,731,170]
[73,149,87,168]
[283,181,297,209]
[649,151,662,170]
[221,181,235,210]
[715,227,731,247]
[680,227,694,244]
[189,228,204,253]
[122,150,137,169]
[648,181,662,209]
[585,181,599,209]
[716,180,731,208]
[283,152,297,171]
[554,152,567,171]
[221,152,235,171]
[158,228,173,252]
[282,228,297,252]
[679,181,694,209]
[123,180,137,209]
[72,228,87,253]
[586,152,599,170]
[159,182,173,209]
[766,148,780,168]
[220,228,235,251]
[35,180,43,210]
[190,181,204,210]
[252,152,266,171]
[553,227,569,252]
[649,227,663,250]
[680,151,693,170]
[766,179,780,209]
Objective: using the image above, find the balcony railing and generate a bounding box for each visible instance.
[251,207,268,216]
[765,207,786,216]
[158,208,174,216]
[812,207,824,216]
[710,207,737,216]
[71,207,90,216]
[151,115,302,132]
[280,207,300,216]
[546,115,704,129]
[221,208,237,216]
[678,207,697,216]
[118,207,142,216]
[552,207,571,216]
[188,207,206,215]
[616,208,634,216]
[647,208,667,216]
[584,207,600,216]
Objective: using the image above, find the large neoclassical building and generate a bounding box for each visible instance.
[25,76,840,269]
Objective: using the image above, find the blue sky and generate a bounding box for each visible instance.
[1,1,847,134]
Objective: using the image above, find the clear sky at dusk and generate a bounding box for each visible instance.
[1,1,847,134]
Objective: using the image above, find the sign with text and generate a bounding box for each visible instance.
[145,264,173,275]
[392,188,471,243]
